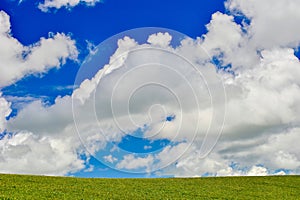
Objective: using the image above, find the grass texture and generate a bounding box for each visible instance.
[0,174,299,199]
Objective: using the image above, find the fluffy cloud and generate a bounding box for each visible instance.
[217,166,272,177]
[0,11,78,87]
[202,12,243,57]
[0,34,140,175]
[38,0,101,12]
[2,0,300,177]
[116,155,154,171]
[91,1,300,176]
[5,24,300,176]
[225,0,300,48]
[159,0,300,176]
[0,131,84,175]
[147,32,172,48]
[2,95,109,175]
[0,93,11,132]
[0,11,81,175]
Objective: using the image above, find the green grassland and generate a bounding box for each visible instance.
[0,174,299,199]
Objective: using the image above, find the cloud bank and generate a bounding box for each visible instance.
[1,0,300,176]
[0,10,80,175]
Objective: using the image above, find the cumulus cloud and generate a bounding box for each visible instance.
[2,0,300,177]
[217,166,269,177]
[0,11,81,175]
[0,93,11,132]
[38,0,101,12]
[158,0,300,177]
[95,1,300,176]
[0,34,139,175]
[147,32,172,48]
[116,155,154,171]
[3,94,110,175]
[0,10,78,88]
[6,24,300,176]
[0,131,84,175]
[225,0,300,48]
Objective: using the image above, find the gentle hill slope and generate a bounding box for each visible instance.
[0,174,299,199]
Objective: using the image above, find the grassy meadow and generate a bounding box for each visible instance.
[0,174,299,199]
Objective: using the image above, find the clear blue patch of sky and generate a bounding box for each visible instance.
[117,135,170,154]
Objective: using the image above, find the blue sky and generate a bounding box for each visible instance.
[0,0,300,178]
[0,0,224,178]
[0,0,224,114]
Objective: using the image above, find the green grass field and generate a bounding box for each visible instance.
[0,174,299,199]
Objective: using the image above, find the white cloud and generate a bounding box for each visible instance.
[6,24,300,176]
[201,11,259,70]
[222,48,300,136]
[38,0,101,12]
[116,154,154,171]
[0,34,131,176]
[0,10,78,88]
[72,36,138,104]
[103,155,117,163]
[202,12,243,57]
[150,2,300,176]
[0,93,11,132]
[2,0,300,177]
[0,131,84,175]
[225,0,300,48]
[246,166,268,176]
[0,11,82,175]
[216,166,269,177]
[147,32,172,48]
[2,94,110,175]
